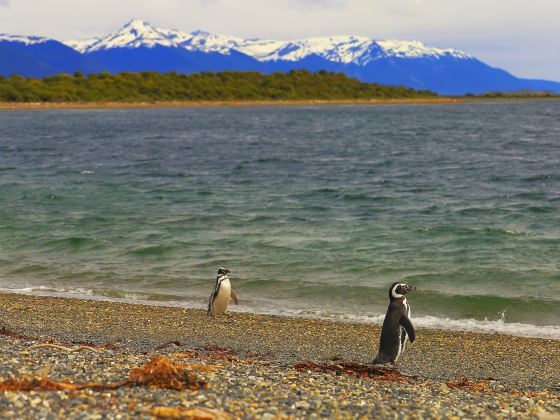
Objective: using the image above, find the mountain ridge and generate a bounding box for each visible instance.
[1,19,559,95]
[64,19,472,63]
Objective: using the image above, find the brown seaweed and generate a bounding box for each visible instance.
[0,356,211,392]
[446,377,493,393]
[293,361,412,383]
[151,406,228,420]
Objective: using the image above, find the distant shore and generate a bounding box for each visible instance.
[0,98,463,110]
[0,291,558,418]
[1,97,559,110]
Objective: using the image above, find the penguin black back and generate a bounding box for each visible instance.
[372,282,416,365]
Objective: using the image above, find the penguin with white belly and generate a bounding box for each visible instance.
[371,282,416,365]
[207,267,238,317]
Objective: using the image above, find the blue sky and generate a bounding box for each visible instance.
[0,0,558,80]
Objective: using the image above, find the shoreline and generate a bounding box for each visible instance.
[1,291,559,385]
[0,291,559,417]
[0,97,560,111]
[5,287,560,341]
[0,98,462,110]
[1,97,559,110]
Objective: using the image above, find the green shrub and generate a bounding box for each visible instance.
[0,70,439,102]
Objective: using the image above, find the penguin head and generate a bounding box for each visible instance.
[389,282,416,300]
[217,267,230,276]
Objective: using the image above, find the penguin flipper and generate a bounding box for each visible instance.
[230,290,238,305]
[399,315,416,343]
[207,296,216,317]
[207,282,220,317]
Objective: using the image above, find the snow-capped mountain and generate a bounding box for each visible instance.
[0,32,104,78]
[0,33,50,45]
[65,19,471,65]
[65,20,247,55]
[2,19,559,95]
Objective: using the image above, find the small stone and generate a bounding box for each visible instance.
[296,401,311,410]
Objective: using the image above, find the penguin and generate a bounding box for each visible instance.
[207,267,238,317]
[371,282,416,365]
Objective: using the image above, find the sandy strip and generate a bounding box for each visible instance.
[0,98,464,110]
[1,98,558,110]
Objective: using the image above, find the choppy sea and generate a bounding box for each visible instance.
[1,102,559,338]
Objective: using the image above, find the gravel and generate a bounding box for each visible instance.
[0,292,559,418]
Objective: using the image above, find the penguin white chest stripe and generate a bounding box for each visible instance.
[403,298,410,318]
[207,267,236,317]
[211,277,231,315]
[396,299,412,363]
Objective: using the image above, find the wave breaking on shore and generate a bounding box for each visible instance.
[3,285,559,341]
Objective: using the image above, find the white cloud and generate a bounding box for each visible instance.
[286,0,345,10]
[0,0,10,7]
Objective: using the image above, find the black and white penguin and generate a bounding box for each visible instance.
[207,267,238,317]
[371,282,416,365]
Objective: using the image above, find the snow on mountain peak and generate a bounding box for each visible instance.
[376,39,470,60]
[63,20,472,63]
[65,20,243,54]
[79,19,178,52]
[0,33,50,46]
[124,19,152,31]
[236,35,372,63]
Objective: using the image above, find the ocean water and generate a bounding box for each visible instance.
[1,103,559,338]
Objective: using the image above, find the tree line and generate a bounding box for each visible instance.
[0,70,437,102]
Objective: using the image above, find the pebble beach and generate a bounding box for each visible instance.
[0,292,559,418]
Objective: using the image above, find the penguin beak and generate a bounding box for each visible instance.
[225,268,231,274]
[403,284,416,293]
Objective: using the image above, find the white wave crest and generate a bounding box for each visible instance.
[412,315,560,340]
[3,285,559,340]
[239,308,560,340]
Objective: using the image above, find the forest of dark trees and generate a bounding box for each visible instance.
[0,70,438,102]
